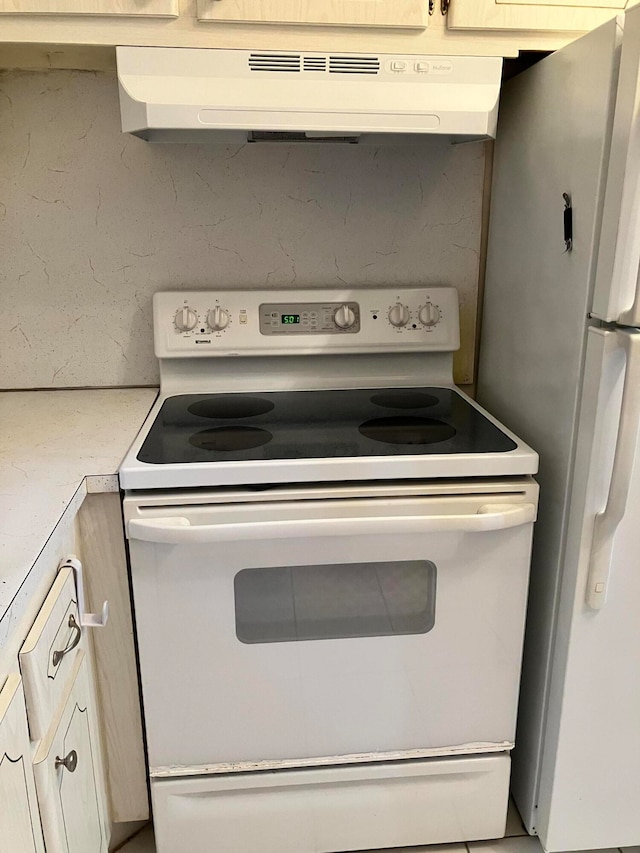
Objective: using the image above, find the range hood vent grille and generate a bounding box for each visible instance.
[248,53,301,72]
[247,53,380,75]
[329,56,380,74]
[303,56,327,72]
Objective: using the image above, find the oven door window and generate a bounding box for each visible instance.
[234,560,436,644]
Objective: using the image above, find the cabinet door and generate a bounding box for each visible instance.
[447,0,627,32]
[0,674,45,853]
[33,651,108,853]
[197,0,428,29]
[0,0,177,16]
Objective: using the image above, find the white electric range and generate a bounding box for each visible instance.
[120,287,538,853]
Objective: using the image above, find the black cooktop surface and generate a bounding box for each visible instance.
[137,388,517,465]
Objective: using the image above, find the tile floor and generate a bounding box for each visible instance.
[117,801,637,853]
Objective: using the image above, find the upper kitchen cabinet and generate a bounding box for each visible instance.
[0,0,177,16]
[196,0,428,28]
[0,0,615,61]
[447,0,628,32]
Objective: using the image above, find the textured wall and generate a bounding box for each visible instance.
[0,70,485,389]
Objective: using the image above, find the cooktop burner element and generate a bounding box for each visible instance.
[136,387,517,465]
[359,416,456,445]
[371,392,439,410]
[188,396,275,420]
[189,426,273,452]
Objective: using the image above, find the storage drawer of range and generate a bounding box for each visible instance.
[151,754,510,853]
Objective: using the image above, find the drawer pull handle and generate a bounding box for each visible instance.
[52,615,82,667]
[55,749,78,773]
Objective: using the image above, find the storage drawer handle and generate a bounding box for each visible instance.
[55,749,78,773]
[52,614,82,667]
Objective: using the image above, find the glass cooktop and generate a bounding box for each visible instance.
[137,388,516,465]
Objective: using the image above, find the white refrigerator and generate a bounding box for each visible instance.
[477,6,640,852]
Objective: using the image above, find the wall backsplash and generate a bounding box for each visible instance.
[0,70,485,389]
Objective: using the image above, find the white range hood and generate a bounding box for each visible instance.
[116,46,503,144]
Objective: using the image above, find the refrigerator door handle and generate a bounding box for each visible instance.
[586,329,640,609]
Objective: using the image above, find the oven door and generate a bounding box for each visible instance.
[125,487,537,775]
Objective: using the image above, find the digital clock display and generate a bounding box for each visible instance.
[282,314,301,325]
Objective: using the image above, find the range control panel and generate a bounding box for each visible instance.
[259,301,361,335]
[154,288,460,358]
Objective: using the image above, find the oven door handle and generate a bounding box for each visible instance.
[127,503,537,544]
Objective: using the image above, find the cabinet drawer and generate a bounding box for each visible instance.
[33,650,108,853]
[20,566,82,742]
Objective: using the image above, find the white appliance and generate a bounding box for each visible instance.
[116,46,503,143]
[120,286,538,853]
[477,7,640,851]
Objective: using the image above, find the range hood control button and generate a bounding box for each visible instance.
[207,307,230,332]
[175,307,198,332]
[334,305,356,330]
[388,303,410,328]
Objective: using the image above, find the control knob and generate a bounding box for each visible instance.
[419,302,440,328]
[174,307,198,332]
[388,303,410,328]
[334,304,357,330]
[207,306,230,332]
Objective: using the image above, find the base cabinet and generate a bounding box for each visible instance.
[1,499,148,851]
[33,650,108,853]
[0,674,46,853]
[14,558,111,853]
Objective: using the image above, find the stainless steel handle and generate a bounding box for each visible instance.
[52,614,82,667]
[55,749,78,773]
[128,503,537,545]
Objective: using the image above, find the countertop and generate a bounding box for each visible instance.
[0,388,157,631]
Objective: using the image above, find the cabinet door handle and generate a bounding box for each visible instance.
[52,614,82,667]
[55,749,78,773]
